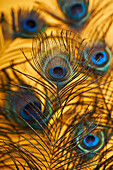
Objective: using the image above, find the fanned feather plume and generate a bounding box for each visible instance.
[0,0,113,168]
[0,27,113,169]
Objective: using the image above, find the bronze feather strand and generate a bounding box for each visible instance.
[0,29,113,169]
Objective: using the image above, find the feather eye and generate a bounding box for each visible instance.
[69,100,113,163]
[11,8,48,38]
[4,88,52,129]
[35,0,90,28]
[42,55,73,87]
[74,125,108,159]
[0,67,56,130]
[71,125,113,168]
[1,8,48,40]
[83,41,112,73]
[29,29,90,91]
[58,0,89,26]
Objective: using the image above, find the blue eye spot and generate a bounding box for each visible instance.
[83,134,99,147]
[23,18,37,32]
[67,3,87,20]
[20,101,41,121]
[49,66,66,79]
[91,52,107,65]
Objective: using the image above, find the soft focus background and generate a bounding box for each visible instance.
[0,0,113,169]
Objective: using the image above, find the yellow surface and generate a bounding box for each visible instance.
[0,0,113,169]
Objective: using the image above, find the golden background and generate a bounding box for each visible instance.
[0,0,113,169]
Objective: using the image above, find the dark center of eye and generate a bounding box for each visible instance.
[26,19,36,28]
[86,135,95,143]
[94,53,103,61]
[53,67,63,76]
[24,101,41,116]
[70,4,83,15]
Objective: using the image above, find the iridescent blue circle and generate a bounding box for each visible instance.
[83,134,99,147]
[23,18,37,32]
[67,2,87,20]
[91,51,107,65]
[49,66,66,79]
[20,101,41,121]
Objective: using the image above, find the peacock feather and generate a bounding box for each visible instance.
[1,8,48,39]
[0,0,113,169]
[0,28,113,169]
[57,0,90,26]
[35,0,113,31]
[27,29,89,91]
[82,40,112,73]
